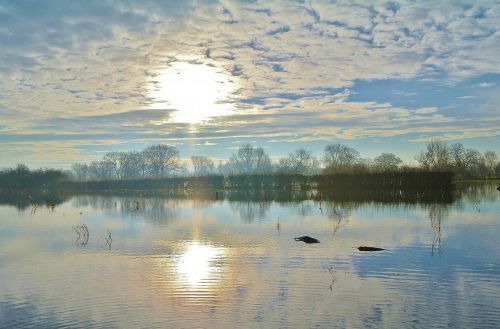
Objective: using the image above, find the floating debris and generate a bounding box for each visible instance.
[294,236,320,244]
[357,246,385,251]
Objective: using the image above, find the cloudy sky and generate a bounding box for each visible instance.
[1,0,499,168]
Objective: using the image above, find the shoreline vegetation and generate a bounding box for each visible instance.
[0,142,498,197]
[53,172,456,203]
[2,177,498,211]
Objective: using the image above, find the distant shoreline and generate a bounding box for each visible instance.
[58,172,455,191]
[456,178,500,183]
[0,172,462,209]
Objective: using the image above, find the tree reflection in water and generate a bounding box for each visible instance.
[328,265,338,292]
[323,202,352,236]
[229,201,271,222]
[429,203,449,256]
[71,195,180,224]
[3,184,497,255]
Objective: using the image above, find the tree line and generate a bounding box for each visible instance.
[0,141,497,190]
[67,141,499,181]
[0,164,66,190]
[71,144,181,180]
[415,140,499,179]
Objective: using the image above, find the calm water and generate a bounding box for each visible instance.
[1,184,499,328]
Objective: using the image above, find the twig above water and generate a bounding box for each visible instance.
[105,230,112,249]
[328,265,337,292]
[73,224,89,247]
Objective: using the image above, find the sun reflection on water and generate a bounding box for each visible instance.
[176,241,224,287]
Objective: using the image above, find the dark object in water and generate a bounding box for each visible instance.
[358,246,385,251]
[497,185,500,191]
[294,236,320,244]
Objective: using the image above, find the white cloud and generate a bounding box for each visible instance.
[414,107,438,114]
[475,82,494,88]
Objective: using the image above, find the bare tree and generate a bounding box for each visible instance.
[323,144,360,173]
[71,163,89,181]
[373,153,402,172]
[484,151,498,177]
[227,144,273,174]
[88,160,115,180]
[495,162,500,177]
[138,150,149,177]
[121,151,144,179]
[230,144,256,174]
[449,143,482,177]
[103,152,125,179]
[142,144,180,177]
[449,143,466,170]
[276,157,293,174]
[15,163,30,175]
[415,140,451,171]
[277,148,320,175]
[216,160,228,176]
[191,156,215,176]
[463,149,482,169]
[254,147,273,174]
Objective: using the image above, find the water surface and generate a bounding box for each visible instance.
[1,184,499,328]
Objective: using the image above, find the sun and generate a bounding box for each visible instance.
[150,62,236,124]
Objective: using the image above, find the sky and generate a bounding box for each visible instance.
[0,0,499,168]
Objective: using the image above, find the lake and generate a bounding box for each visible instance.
[1,183,499,328]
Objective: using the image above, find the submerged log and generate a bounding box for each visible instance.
[358,246,385,251]
[294,236,320,244]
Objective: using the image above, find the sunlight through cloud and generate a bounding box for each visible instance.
[150,62,236,124]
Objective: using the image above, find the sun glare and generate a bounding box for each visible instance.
[176,242,223,287]
[150,62,235,124]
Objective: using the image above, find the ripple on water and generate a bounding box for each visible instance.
[1,188,500,328]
